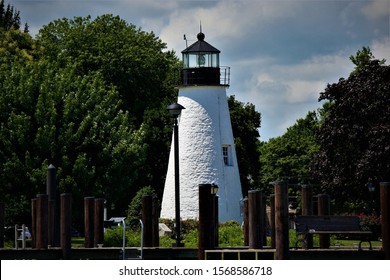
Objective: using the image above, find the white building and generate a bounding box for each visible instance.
[160,31,242,222]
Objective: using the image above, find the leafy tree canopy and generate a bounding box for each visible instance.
[228,95,261,195]
[349,46,386,75]
[1,14,179,226]
[312,57,390,213]
[36,15,179,125]
[0,0,21,31]
[259,111,320,195]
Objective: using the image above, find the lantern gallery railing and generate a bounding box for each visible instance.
[180,66,230,86]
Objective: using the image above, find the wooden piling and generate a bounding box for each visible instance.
[48,199,55,247]
[0,202,4,248]
[317,194,330,248]
[274,182,290,260]
[301,184,313,248]
[262,196,267,246]
[36,194,48,249]
[94,198,105,247]
[380,182,390,259]
[198,184,214,260]
[46,164,58,247]
[84,197,95,248]
[243,197,249,246]
[152,197,160,247]
[60,193,72,259]
[248,190,263,249]
[31,198,37,248]
[214,195,219,248]
[142,195,153,247]
[270,194,275,249]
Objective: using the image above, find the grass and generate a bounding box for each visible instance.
[4,229,382,249]
[287,229,382,249]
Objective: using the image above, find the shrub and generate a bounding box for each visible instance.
[358,213,381,231]
[159,235,175,247]
[104,227,124,247]
[181,220,244,248]
[182,229,198,247]
[159,218,198,240]
[218,221,244,247]
[103,227,142,247]
[358,213,381,239]
[127,186,158,221]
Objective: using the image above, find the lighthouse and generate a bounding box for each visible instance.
[161,31,242,222]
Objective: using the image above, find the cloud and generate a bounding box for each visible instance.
[371,37,390,61]
[361,0,390,20]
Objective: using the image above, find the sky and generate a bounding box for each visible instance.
[12,0,390,141]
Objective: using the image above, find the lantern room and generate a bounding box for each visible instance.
[181,32,223,86]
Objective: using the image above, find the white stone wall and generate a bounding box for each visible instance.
[161,86,243,222]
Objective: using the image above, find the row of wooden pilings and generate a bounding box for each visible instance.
[241,183,332,259]
[1,181,390,260]
[198,182,390,260]
[28,195,160,257]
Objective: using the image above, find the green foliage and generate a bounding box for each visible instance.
[159,235,175,248]
[0,14,179,226]
[357,213,381,231]
[182,220,244,248]
[218,221,244,247]
[0,58,148,224]
[349,46,386,75]
[159,219,198,241]
[228,95,261,194]
[127,186,158,221]
[182,229,198,248]
[0,0,21,31]
[36,15,178,123]
[104,227,142,247]
[259,111,320,194]
[312,60,390,213]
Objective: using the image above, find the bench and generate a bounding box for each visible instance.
[295,215,373,250]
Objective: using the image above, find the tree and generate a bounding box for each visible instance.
[0,59,149,225]
[0,0,21,30]
[259,111,320,195]
[36,15,178,124]
[311,60,390,213]
[1,14,179,226]
[349,46,386,75]
[228,95,261,195]
[36,15,179,209]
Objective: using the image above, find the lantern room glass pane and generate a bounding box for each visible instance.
[182,52,219,68]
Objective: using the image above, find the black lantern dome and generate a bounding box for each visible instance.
[181,32,221,86]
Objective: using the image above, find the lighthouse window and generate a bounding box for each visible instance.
[222,145,232,166]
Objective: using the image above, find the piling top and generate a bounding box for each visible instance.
[269,181,287,186]
[248,189,262,194]
[47,164,56,170]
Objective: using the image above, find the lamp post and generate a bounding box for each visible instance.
[167,103,185,247]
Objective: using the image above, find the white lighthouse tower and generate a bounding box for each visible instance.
[161,31,242,222]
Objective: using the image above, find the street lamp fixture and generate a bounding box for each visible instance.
[211,184,219,195]
[167,103,185,118]
[167,102,185,247]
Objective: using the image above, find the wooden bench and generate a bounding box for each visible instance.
[295,215,373,250]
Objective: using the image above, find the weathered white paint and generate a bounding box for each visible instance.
[161,85,242,222]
